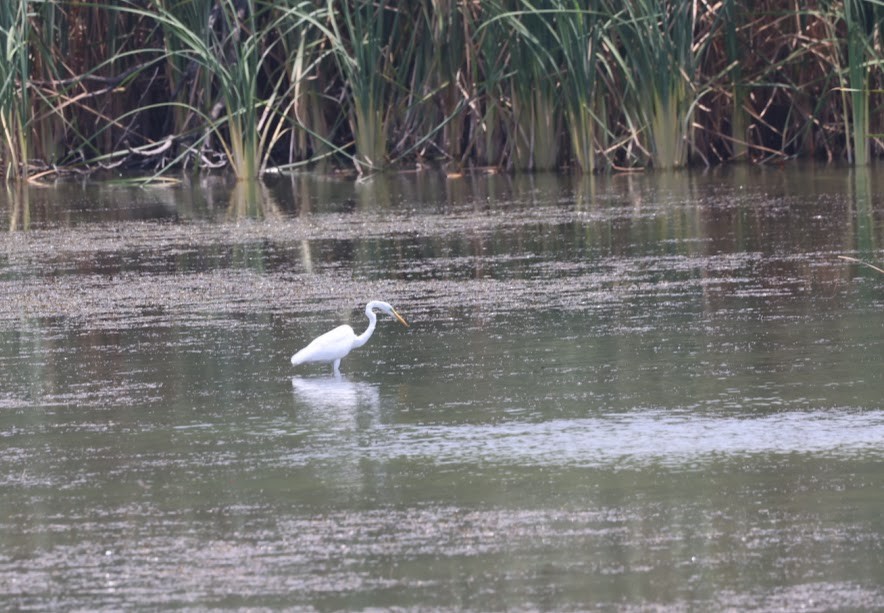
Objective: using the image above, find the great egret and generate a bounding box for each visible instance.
[290,301,409,375]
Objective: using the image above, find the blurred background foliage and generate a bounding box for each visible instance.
[2,0,884,180]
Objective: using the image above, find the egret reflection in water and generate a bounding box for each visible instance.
[291,376,381,430]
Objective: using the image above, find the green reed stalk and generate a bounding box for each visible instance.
[126,0,248,173]
[0,0,31,179]
[402,0,468,165]
[723,0,748,160]
[327,0,393,173]
[434,0,468,162]
[129,0,288,178]
[275,3,336,167]
[555,3,605,173]
[842,0,878,166]
[609,0,706,170]
[380,1,457,167]
[189,0,262,179]
[490,3,562,171]
[29,0,67,167]
[10,1,884,178]
[468,6,509,167]
[154,0,212,142]
[227,1,341,176]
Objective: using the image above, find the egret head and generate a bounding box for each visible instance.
[385,304,409,327]
[369,301,409,327]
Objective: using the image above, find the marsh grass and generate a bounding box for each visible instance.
[840,0,884,165]
[498,6,562,171]
[276,4,336,169]
[328,0,435,174]
[0,1,31,180]
[145,0,265,178]
[611,0,708,169]
[2,1,884,181]
[723,0,748,160]
[556,4,606,173]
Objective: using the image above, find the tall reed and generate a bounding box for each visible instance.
[29,0,68,168]
[488,3,562,171]
[274,3,337,169]
[841,0,881,166]
[723,0,748,160]
[0,1,31,180]
[554,3,606,173]
[429,0,469,163]
[609,0,707,169]
[4,1,884,181]
[213,0,261,179]
[327,0,400,173]
[126,0,290,178]
[468,4,509,166]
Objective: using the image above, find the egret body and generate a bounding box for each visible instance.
[290,301,408,375]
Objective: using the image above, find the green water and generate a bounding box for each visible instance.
[1,165,882,610]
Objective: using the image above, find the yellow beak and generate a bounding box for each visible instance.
[392,309,409,327]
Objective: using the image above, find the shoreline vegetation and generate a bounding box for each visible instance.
[2,1,883,182]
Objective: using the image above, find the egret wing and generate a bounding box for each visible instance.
[291,325,357,365]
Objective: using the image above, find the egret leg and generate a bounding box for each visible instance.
[333,359,341,375]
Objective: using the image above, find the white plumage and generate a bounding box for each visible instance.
[291,301,408,375]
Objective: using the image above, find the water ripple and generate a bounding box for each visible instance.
[349,410,884,468]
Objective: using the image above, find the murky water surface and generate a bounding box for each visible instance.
[1,166,882,610]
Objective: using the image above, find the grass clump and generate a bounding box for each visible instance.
[2,1,884,181]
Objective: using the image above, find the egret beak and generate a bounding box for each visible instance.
[392,309,409,327]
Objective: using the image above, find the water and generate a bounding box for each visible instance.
[1,165,882,610]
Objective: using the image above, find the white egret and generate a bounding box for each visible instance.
[290,301,409,375]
